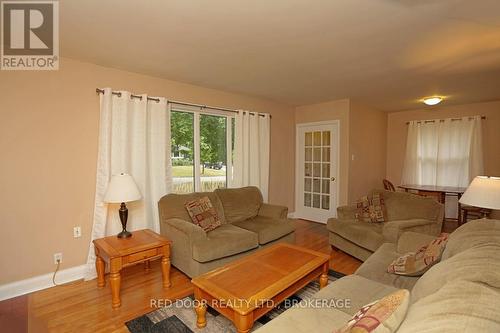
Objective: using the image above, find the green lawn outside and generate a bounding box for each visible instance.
[172,165,225,177]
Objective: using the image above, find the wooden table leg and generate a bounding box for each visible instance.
[457,193,462,225]
[319,262,329,289]
[95,256,105,288]
[439,192,446,230]
[439,192,446,204]
[161,256,171,288]
[109,258,122,309]
[110,272,121,308]
[194,287,207,328]
[234,312,254,333]
[461,207,468,226]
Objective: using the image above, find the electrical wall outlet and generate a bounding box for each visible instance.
[54,253,63,264]
[73,226,82,238]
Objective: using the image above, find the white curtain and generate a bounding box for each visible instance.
[232,111,271,201]
[84,88,172,280]
[402,116,484,187]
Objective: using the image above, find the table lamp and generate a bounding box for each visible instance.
[103,173,142,238]
[459,176,500,217]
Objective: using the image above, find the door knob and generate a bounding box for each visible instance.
[331,177,336,182]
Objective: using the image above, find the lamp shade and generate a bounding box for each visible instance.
[103,173,142,203]
[459,176,500,210]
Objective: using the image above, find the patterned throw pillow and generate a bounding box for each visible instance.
[185,196,222,232]
[356,192,386,223]
[387,234,449,276]
[335,289,410,333]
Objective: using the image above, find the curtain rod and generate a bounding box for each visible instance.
[95,88,270,118]
[406,116,486,125]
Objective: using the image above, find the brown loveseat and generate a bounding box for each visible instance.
[328,190,444,261]
[158,186,295,277]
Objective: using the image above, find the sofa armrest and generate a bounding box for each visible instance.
[382,219,438,244]
[326,217,358,233]
[397,231,437,254]
[258,203,288,219]
[162,218,207,242]
[337,205,358,220]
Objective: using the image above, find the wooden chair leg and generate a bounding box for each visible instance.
[462,209,468,226]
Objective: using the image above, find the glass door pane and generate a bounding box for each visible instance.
[303,129,332,210]
[171,111,194,193]
[200,114,227,191]
[320,130,331,210]
[303,132,312,206]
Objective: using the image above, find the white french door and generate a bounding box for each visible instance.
[295,121,339,223]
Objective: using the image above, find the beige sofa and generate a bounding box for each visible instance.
[328,190,444,261]
[158,186,295,277]
[257,219,500,332]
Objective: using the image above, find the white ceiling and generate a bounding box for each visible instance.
[60,0,500,111]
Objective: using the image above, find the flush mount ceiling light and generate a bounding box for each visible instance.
[422,96,443,106]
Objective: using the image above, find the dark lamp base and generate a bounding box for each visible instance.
[117,202,133,239]
[117,230,132,238]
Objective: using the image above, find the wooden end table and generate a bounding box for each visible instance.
[93,229,172,308]
[191,243,330,333]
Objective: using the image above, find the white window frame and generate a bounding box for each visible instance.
[170,104,235,192]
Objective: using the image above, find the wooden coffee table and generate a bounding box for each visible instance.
[93,229,172,308]
[191,243,330,333]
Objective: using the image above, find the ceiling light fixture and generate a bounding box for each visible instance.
[423,96,443,106]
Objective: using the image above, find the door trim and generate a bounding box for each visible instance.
[295,120,340,223]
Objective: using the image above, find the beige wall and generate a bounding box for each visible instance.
[348,101,387,203]
[387,100,500,218]
[0,58,295,284]
[295,99,351,206]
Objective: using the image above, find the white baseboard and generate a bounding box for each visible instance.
[0,264,86,301]
[287,212,296,218]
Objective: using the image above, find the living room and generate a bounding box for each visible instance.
[1,1,500,332]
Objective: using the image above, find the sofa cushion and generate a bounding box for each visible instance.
[254,306,352,333]
[355,244,419,290]
[232,216,295,245]
[409,244,500,304]
[328,219,384,252]
[335,289,409,333]
[159,192,226,224]
[311,275,398,316]
[442,218,500,260]
[214,186,263,223]
[185,196,222,232]
[397,280,500,333]
[191,224,259,263]
[396,232,437,254]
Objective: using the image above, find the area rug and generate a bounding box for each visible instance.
[126,269,345,333]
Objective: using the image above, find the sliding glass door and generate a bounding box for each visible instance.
[171,111,195,193]
[171,108,233,193]
[200,114,227,191]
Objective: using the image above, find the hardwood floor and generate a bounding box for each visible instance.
[0,220,361,333]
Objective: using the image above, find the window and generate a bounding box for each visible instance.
[171,106,234,193]
[402,117,483,188]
